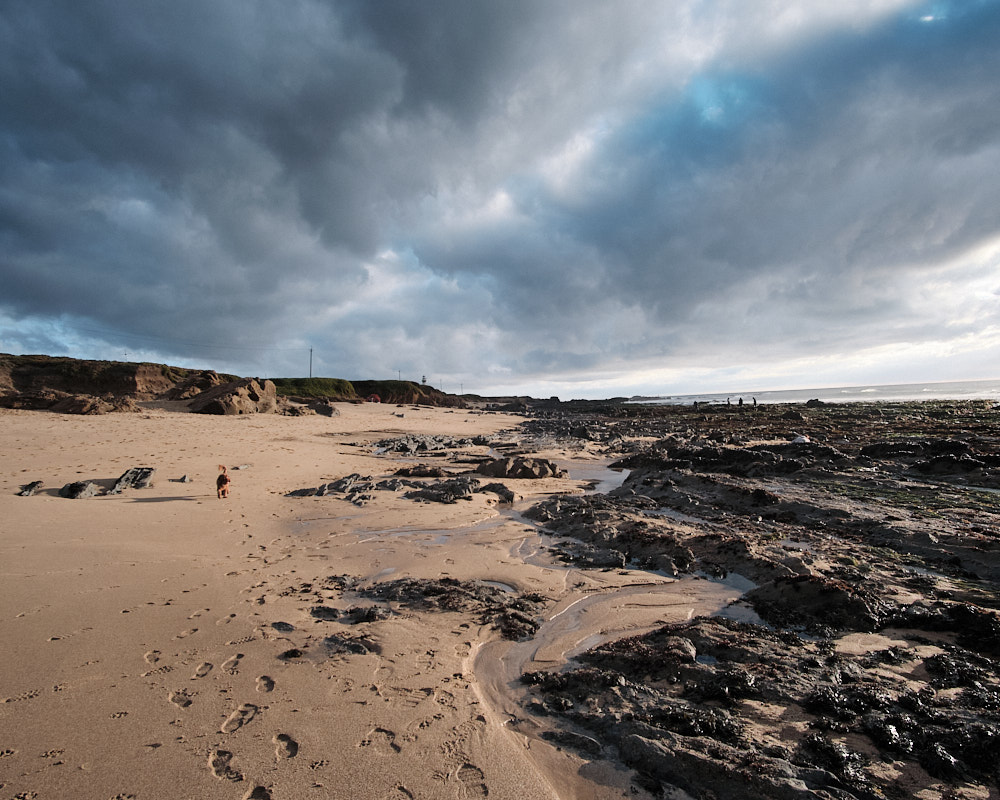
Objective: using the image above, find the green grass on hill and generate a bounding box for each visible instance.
[270,377,357,399]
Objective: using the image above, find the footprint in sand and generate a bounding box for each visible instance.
[256,675,275,693]
[188,609,209,619]
[242,787,271,800]
[208,749,243,782]
[174,628,198,640]
[216,614,237,626]
[168,690,193,708]
[359,728,401,755]
[143,651,161,664]
[386,787,415,800]
[4,688,41,703]
[220,703,258,733]
[457,763,489,798]
[272,733,298,759]
[221,654,243,674]
[192,662,213,679]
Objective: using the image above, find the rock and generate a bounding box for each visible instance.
[405,476,479,503]
[308,400,339,417]
[59,481,101,499]
[375,434,466,453]
[746,575,888,632]
[477,482,516,503]
[188,378,278,415]
[476,456,567,479]
[911,454,986,475]
[108,467,155,494]
[341,606,392,624]
[282,405,316,416]
[395,464,449,478]
[620,733,824,800]
[285,487,320,497]
[17,480,43,496]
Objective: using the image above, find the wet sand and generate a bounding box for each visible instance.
[0,403,725,800]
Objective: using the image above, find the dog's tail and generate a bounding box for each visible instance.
[219,464,228,473]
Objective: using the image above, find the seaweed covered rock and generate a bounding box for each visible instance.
[746,575,889,632]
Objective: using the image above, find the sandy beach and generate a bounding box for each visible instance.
[0,403,698,800]
[4,397,1000,800]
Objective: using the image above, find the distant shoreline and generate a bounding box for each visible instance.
[628,377,1000,406]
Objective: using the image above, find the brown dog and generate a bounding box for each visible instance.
[217,465,231,498]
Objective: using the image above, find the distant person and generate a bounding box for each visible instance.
[738,397,744,408]
[753,397,757,409]
[217,465,231,499]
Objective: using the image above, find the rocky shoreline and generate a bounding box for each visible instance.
[508,399,1000,798]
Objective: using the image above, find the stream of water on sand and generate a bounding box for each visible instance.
[465,457,765,799]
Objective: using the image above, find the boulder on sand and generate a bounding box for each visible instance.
[59,481,101,499]
[109,467,155,494]
[188,378,278,415]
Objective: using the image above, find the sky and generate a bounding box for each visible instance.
[2,0,1000,399]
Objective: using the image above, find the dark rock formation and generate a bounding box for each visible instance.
[375,434,482,453]
[478,482,516,503]
[59,481,101,498]
[108,467,155,494]
[395,464,450,478]
[404,476,479,503]
[308,399,339,417]
[746,575,890,632]
[17,481,43,496]
[359,577,545,640]
[476,456,566,479]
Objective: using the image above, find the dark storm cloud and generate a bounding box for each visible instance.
[1,0,999,393]
[415,0,1000,361]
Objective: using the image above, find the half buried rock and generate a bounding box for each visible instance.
[109,466,155,494]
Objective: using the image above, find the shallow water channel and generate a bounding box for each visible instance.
[466,459,762,788]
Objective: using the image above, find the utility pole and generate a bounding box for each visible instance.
[309,348,313,378]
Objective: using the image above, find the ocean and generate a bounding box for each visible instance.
[631,378,1000,406]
